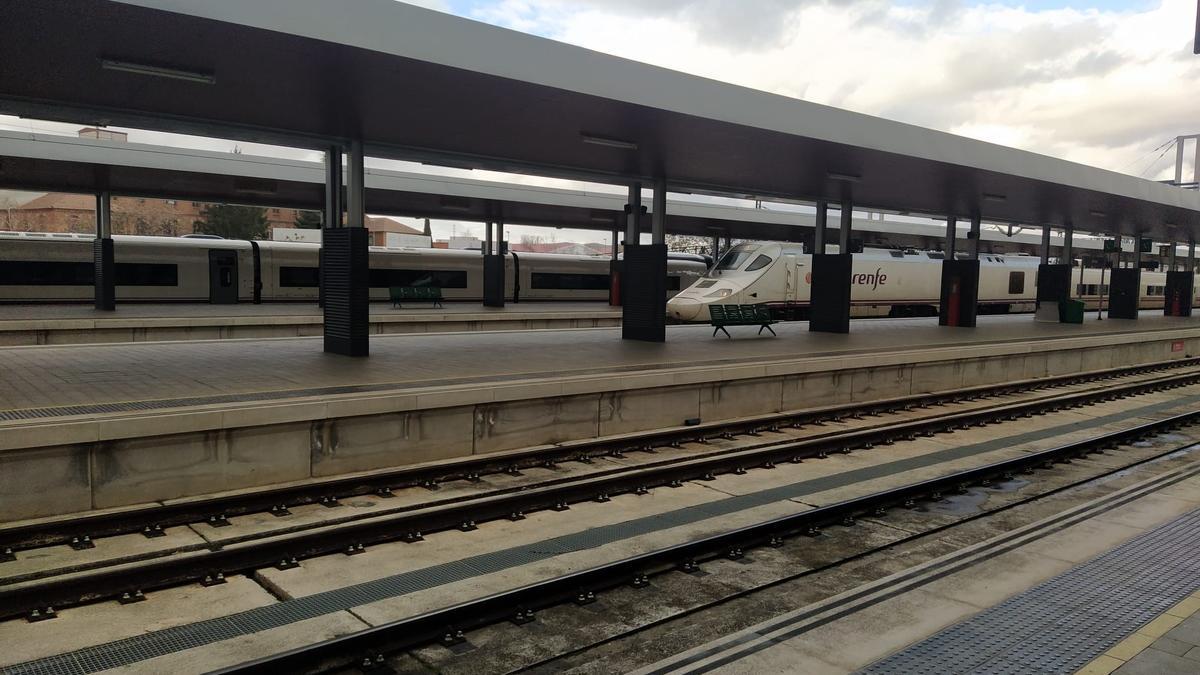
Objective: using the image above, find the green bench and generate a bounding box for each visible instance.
[390,286,444,308]
[709,304,776,338]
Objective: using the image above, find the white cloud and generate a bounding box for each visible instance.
[468,0,1200,181]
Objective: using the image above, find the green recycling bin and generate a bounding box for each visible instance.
[1059,299,1085,324]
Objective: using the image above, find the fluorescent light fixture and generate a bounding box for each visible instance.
[1090,210,1107,218]
[438,196,472,212]
[233,177,277,196]
[100,58,215,85]
[590,213,616,223]
[982,193,1007,202]
[826,172,861,183]
[580,133,638,150]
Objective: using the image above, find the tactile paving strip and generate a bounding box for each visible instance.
[4,395,1197,675]
[860,508,1200,674]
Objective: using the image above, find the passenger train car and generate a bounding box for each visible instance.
[0,232,708,304]
[667,241,1195,322]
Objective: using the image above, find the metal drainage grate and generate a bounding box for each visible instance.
[861,509,1200,674]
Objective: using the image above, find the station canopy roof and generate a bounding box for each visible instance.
[1,130,1105,254]
[2,0,1199,243]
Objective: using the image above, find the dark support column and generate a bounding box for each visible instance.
[1040,225,1051,265]
[938,260,980,327]
[967,214,981,259]
[323,140,369,356]
[1036,263,1072,322]
[1170,238,1199,317]
[622,178,667,342]
[625,183,641,246]
[810,199,853,334]
[93,192,115,311]
[319,145,342,308]
[1166,269,1193,316]
[1108,267,1140,319]
[483,217,505,308]
[610,218,621,306]
[813,201,828,254]
[838,199,852,253]
[1062,224,1074,262]
[938,215,978,327]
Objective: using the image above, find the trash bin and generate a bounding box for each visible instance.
[1059,299,1085,324]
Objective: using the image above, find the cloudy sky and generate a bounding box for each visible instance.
[3,0,1199,242]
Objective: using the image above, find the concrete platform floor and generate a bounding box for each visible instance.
[0,310,1193,413]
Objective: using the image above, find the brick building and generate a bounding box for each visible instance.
[0,192,305,237]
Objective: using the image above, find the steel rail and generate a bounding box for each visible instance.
[1,365,1198,620]
[1,358,1194,553]
[213,409,1200,675]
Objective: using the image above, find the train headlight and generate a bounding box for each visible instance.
[705,288,732,298]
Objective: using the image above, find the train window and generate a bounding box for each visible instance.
[279,266,320,287]
[370,269,468,288]
[696,280,718,288]
[889,251,905,258]
[744,255,773,272]
[713,245,755,271]
[927,252,945,259]
[115,263,177,286]
[531,272,610,290]
[0,261,93,285]
[0,261,177,286]
[1008,271,1025,294]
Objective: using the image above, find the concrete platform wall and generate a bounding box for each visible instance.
[0,315,621,346]
[4,330,1197,522]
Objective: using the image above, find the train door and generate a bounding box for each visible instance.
[208,250,239,304]
[784,254,799,302]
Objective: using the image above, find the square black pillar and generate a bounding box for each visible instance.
[483,254,505,308]
[1036,263,1071,322]
[809,253,852,333]
[322,227,370,356]
[1165,271,1194,317]
[609,258,622,306]
[621,244,667,342]
[938,259,980,327]
[1108,267,1140,320]
[93,237,115,311]
[1036,264,1071,304]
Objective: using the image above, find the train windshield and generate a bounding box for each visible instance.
[710,244,760,274]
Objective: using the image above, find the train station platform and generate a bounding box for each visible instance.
[0,301,622,346]
[637,464,1200,675]
[3,311,1200,523]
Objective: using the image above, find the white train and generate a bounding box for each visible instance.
[0,232,708,304]
[667,241,1191,322]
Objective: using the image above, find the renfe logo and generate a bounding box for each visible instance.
[853,268,888,291]
[804,267,889,289]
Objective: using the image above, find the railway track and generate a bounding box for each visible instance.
[215,412,1200,675]
[2,359,1199,623]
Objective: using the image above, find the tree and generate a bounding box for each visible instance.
[294,210,322,229]
[194,204,269,240]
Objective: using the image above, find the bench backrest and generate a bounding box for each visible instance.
[390,286,443,300]
[710,304,773,324]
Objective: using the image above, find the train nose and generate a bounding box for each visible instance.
[667,297,704,321]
